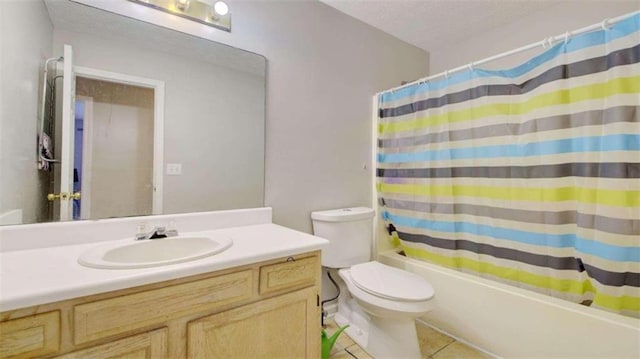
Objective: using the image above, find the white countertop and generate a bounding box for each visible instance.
[0,223,328,312]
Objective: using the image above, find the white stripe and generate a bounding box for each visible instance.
[378,193,640,220]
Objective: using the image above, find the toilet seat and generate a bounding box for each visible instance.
[350,261,434,302]
[338,266,433,318]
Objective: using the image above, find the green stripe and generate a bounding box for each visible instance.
[377,183,640,207]
[379,75,640,134]
[400,245,640,313]
[593,292,640,312]
[401,245,595,294]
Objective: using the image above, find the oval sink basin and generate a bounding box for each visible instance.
[78,235,233,269]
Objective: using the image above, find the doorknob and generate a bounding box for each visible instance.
[47,192,80,201]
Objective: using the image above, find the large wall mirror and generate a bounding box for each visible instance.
[0,0,266,226]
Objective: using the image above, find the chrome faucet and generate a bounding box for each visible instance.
[135,224,179,240]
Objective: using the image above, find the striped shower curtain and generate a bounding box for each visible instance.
[376,14,639,318]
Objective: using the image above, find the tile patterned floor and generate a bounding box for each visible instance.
[325,318,490,359]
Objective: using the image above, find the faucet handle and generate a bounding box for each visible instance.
[135,223,148,240]
[165,221,179,237]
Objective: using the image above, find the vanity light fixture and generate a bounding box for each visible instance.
[175,0,190,12]
[129,0,231,32]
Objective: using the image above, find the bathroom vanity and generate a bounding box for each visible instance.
[0,209,327,358]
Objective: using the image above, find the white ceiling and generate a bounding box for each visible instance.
[319,0,591,52]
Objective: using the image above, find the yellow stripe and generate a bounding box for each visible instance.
[377,183,640,207]
[593,292,640,312]
[400,245,640,313]
[379,76,640,134]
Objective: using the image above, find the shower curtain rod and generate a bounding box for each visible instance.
[380,10,640,96]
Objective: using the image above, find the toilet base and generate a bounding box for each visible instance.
[336,312,422,359]
[334,284,370,351]
[333,277,422,359]
[367,315,421,358]
[334,312,368,349]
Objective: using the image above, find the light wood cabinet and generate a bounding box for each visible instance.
[57,328,167,359]
[188,287,319,358]
[0,251,321,359]
[259,255,318,295]
[0,311,60,359]
[73,270,253,345]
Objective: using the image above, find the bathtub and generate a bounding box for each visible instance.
[378,250,640,358]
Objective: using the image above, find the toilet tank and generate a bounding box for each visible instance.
[311,207,375,268]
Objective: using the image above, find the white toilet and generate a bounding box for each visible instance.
[311,207,434,359]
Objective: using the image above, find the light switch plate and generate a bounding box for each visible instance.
[166,163,182,175]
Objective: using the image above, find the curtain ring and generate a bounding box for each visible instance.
[467,62,474,71]
[601,18,610,31]
[542,37,550,49]
[564,31,571,45]
[444,70,449,80]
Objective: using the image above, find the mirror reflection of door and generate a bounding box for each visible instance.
[52,44,75,222]
[73,77,156,220]
[49,49,163,222]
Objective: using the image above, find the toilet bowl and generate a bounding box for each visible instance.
[311,207,435,359]
[336,261,434,358]
[341,261,434,317]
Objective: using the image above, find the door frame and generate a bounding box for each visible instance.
[59,45,75,221]
[76,95,94,220]
[74,66,165,215]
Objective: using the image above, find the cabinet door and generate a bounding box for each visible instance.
[56,328,167,359]
[0,311,60,359]
[188,287,320,359]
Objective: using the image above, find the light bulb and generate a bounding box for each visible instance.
[213,1,229,16]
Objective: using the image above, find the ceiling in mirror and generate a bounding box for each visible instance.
[0,0,266,226]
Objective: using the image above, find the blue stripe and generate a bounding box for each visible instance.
[380,12,640,104]
[378,134,640,163]
[382,212,640,262]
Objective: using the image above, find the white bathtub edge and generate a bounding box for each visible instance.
[379,250,640,358]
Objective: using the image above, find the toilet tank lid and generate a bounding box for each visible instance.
[311,207,375,222]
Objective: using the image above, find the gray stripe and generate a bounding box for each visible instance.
[381,199,639,236]
[379,106,639,148]
[377,163,640,179]
[584,263,640,287]
[398,231,639,287]
[380,44,640,118]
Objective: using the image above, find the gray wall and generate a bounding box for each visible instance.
[239,1,430,233]
[0,0,53,224]
[429,1,639,74]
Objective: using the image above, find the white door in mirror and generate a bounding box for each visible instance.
[78,235,232,269]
